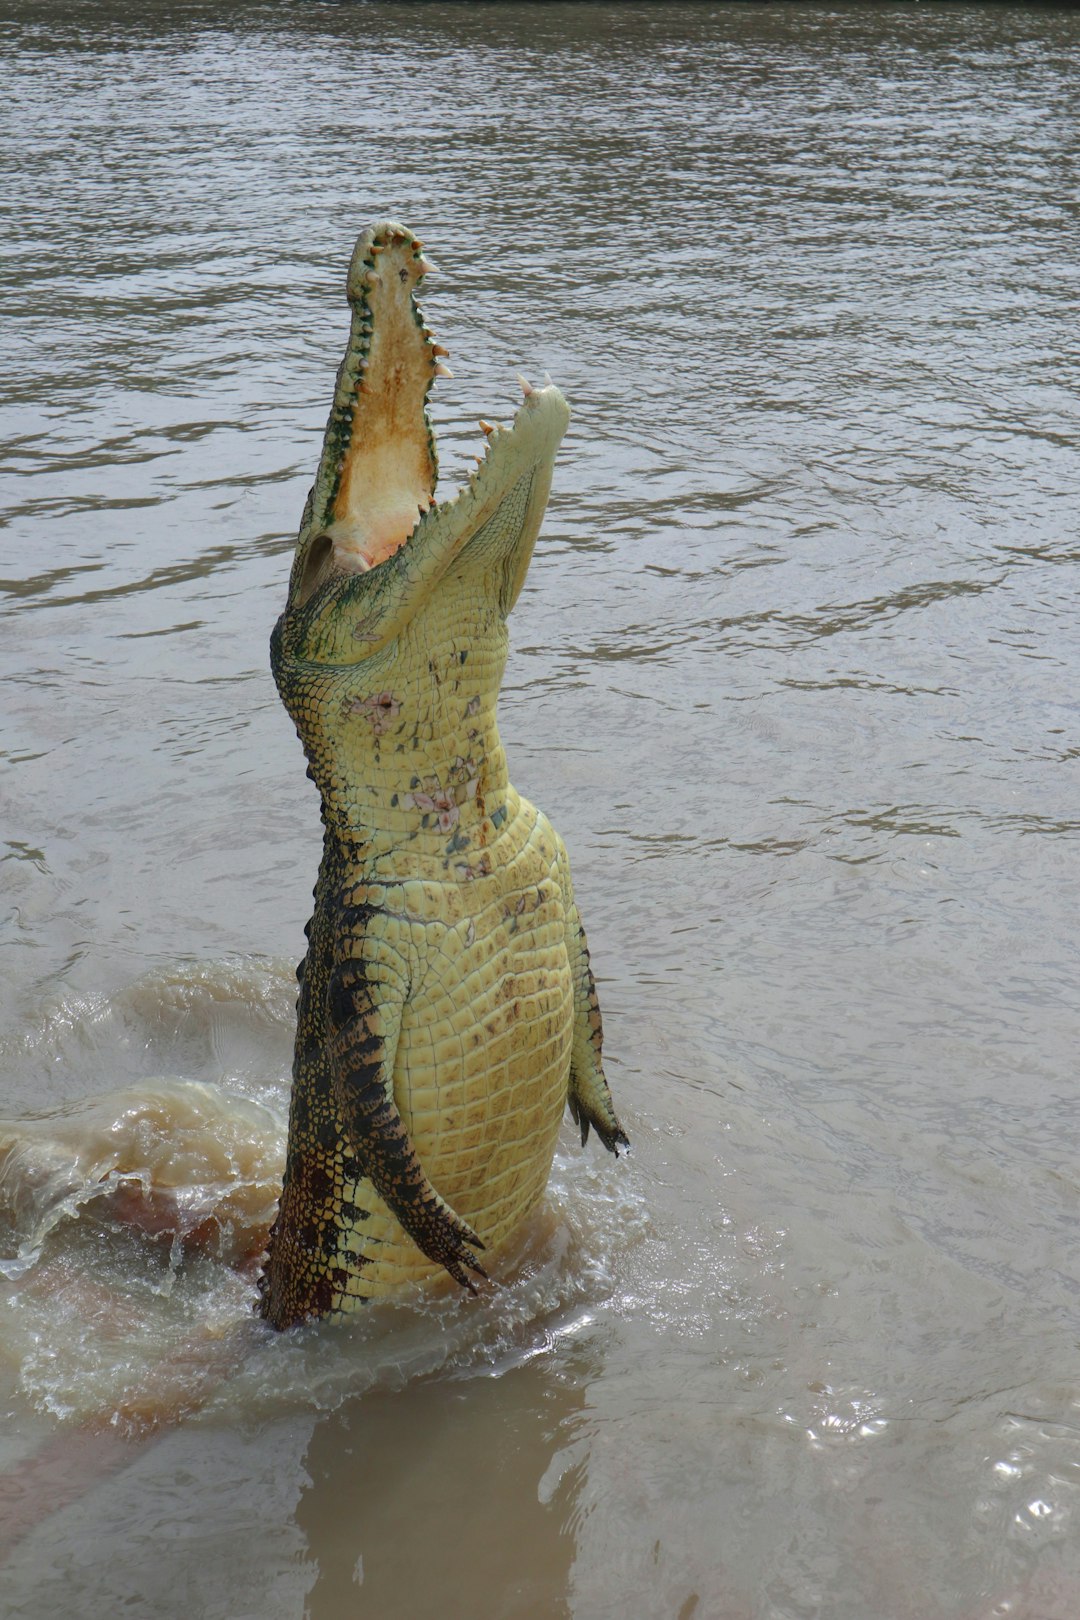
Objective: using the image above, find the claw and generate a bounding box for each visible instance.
[453,1266,479,1297]
[600,1123,630,1157]
[455,1217,484,1251]
[569,1090,628,1156]
[445,1247,488,1294]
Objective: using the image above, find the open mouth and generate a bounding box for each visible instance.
[296,221,564,607]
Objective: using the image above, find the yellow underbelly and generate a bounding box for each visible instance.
[328,798,574,1306]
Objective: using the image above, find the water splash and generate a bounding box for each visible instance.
[0,965,648,1437]
[0,1078,285,1280]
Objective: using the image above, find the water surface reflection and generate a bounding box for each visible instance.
[298,1364,581,1618]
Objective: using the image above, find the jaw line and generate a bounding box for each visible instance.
[291,221,569,609]
[322,221,438,575]
[395,378,570,571]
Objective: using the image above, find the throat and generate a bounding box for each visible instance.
[314,695,512,858]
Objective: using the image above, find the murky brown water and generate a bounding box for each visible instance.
[2,2,1080,1615]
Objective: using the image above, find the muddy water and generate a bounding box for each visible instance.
[2,2,1079,1616]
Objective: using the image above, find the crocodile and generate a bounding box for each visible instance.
[257,222,627,1331]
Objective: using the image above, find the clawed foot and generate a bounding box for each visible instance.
[406,1193,489,1295]
[568,1091,630,1157]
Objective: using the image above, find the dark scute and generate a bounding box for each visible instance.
[326,965,362,1031]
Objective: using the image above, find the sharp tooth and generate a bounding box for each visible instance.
[372,243,386,255]
[432,344,450,358]
[416,257,437,276]
[435,363,453,379]
[473,455,484,467]
[543,371,553,387]
[517,373,534,397]
[479,419,495,436]
[363,270,380,287]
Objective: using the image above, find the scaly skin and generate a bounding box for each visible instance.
[258,223,627,1330]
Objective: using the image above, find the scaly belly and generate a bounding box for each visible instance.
[326,806,574,1308]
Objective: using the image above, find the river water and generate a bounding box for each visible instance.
[1,2,1079,1616]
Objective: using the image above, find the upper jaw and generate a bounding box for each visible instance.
[289,221,569,613]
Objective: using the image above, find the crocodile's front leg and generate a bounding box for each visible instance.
[325,927,488,1295]
[557,846,629,1155]
[259,913,488,1330]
